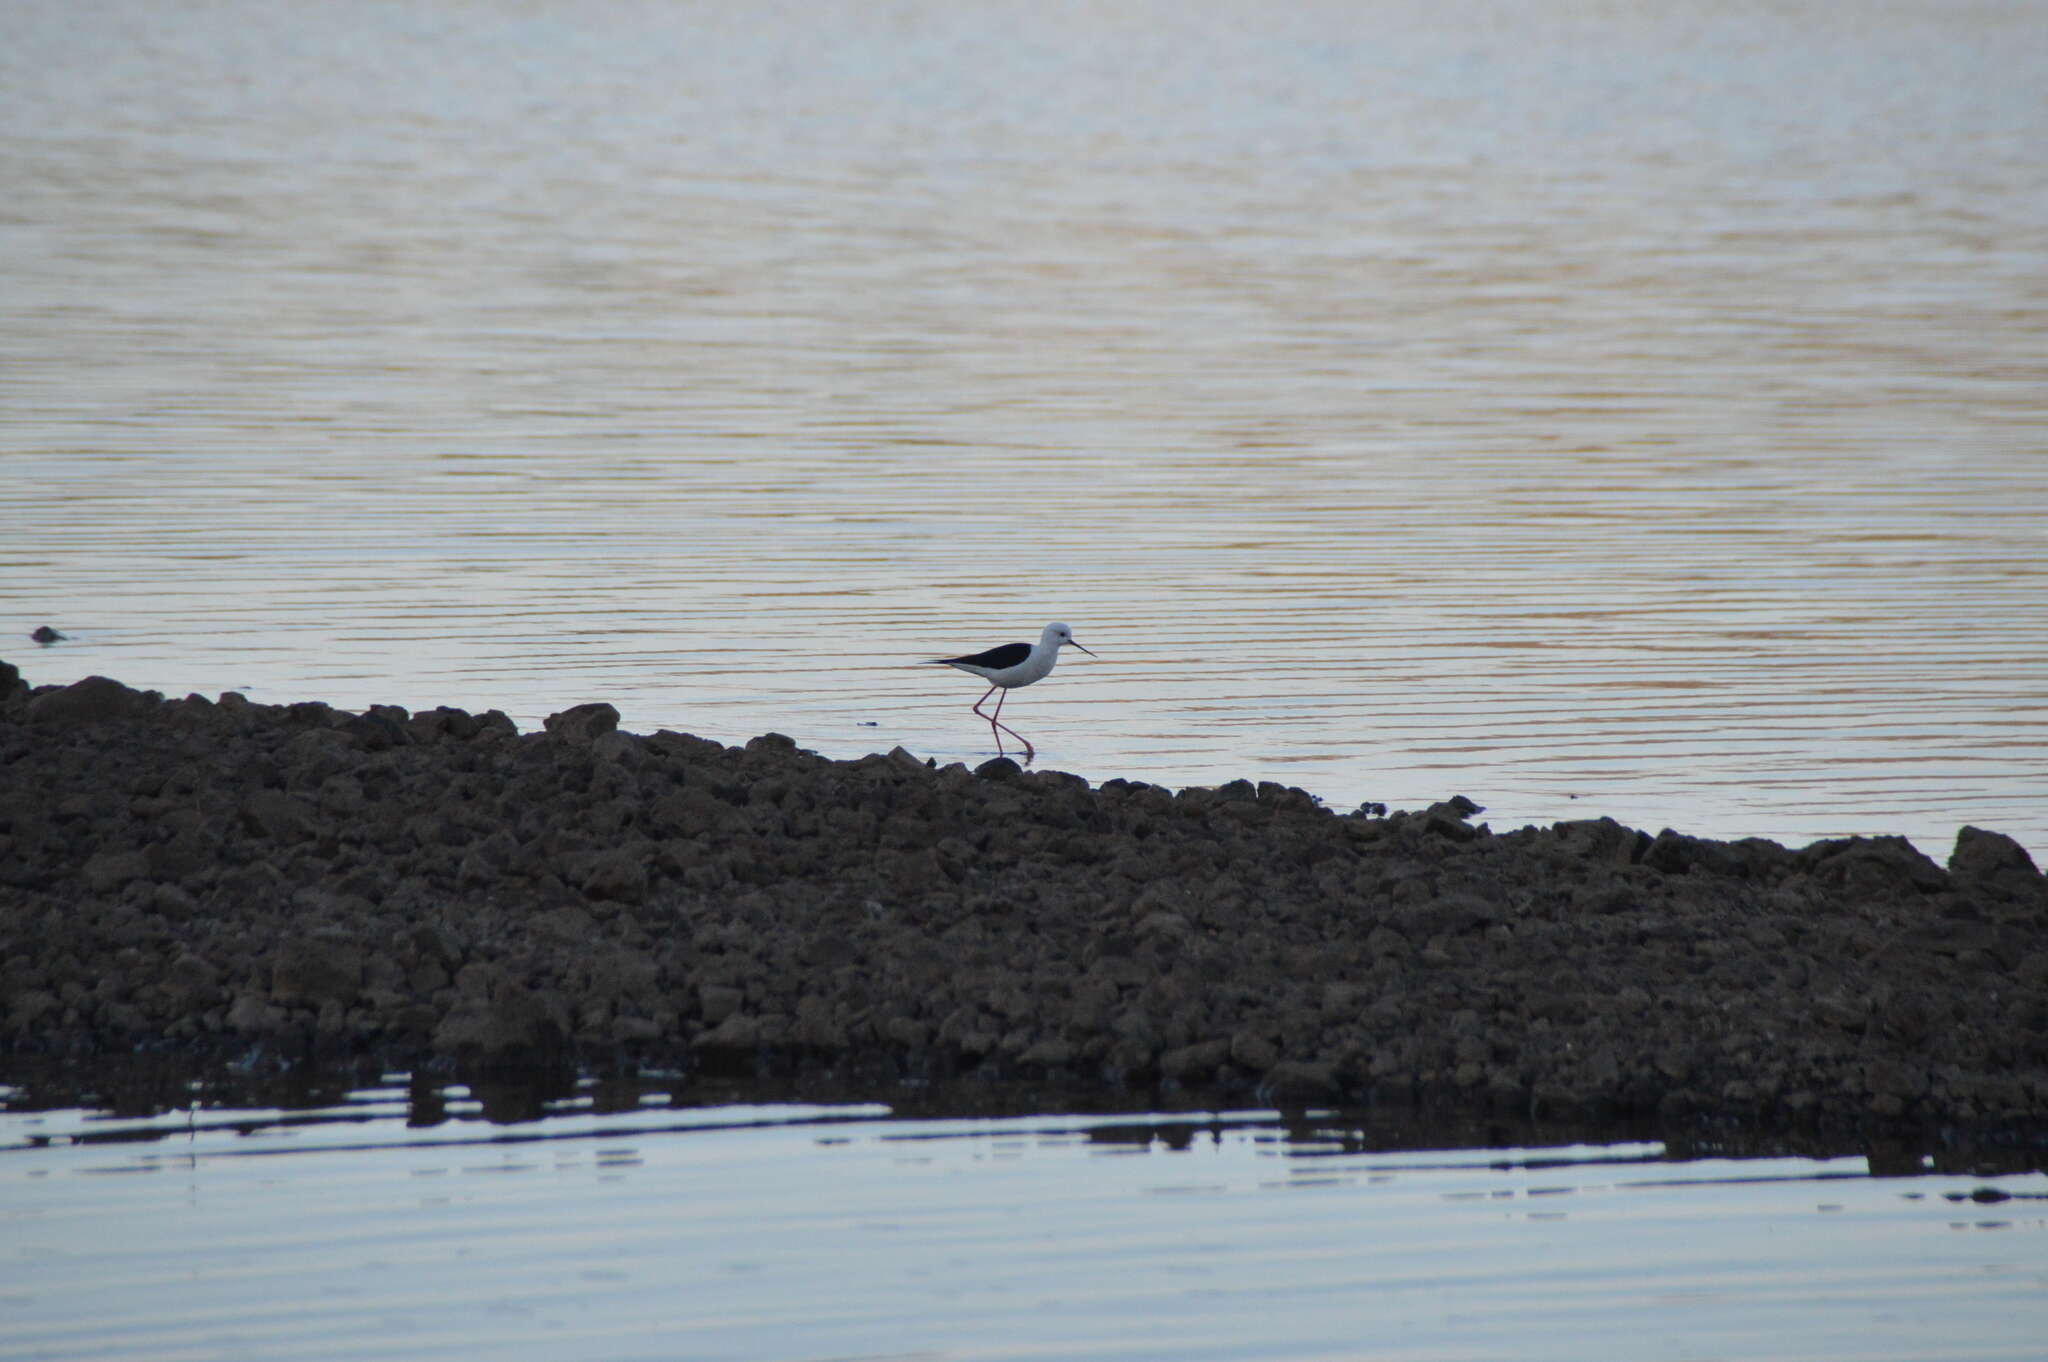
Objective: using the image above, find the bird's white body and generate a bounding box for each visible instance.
[929,622,1094,762]
[935,622,1080,689]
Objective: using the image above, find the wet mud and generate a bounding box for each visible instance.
[3,662,2044,1138]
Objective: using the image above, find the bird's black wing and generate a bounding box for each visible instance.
[934,642,1031,669]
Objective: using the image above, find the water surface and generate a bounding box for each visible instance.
[4,1079,2045,1362]
[3,0,2045,853]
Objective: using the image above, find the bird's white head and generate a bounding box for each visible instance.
[1043,622,1096,656]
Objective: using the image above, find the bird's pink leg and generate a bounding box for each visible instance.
[974,686,1034,764]
[971,684,1007,756]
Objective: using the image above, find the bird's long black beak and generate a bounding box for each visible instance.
[1070,641,1097,656]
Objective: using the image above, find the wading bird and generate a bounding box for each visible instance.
[928,621,1095,763]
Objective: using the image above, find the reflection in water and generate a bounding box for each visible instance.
[7,1064,2042,1175]
[2,0,2045,859]
[1,1075,2043,1362]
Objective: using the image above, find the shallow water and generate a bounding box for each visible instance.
[3,1078,2044,1362]
[3,0,2046,854]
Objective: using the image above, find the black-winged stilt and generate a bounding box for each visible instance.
[929,621,1095,764]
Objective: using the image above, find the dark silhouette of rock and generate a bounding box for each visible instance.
[545,702,621,742]
[23,675,159,725]
[0,656,2042,1138]
[1950,826,2042,900]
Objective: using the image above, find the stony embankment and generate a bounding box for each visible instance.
[2,661,2044,1136]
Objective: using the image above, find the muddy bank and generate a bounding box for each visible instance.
[3,662,2044,1137]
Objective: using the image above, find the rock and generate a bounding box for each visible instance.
[160,954,223,1009]
[1159,1039,1232,1081]
[81,848,151,893]
[1018,1037,1074,1067]
[580,849,649,904]
[270,938,363,1006]
[536,907,597,944]
[1800,836,1948,893]
[342,710,411,750]
[699,986,745,1025]
[544,701,621,741]
[1864,1059,1929,1102]
[881,1015,930,1049]
[1949,826,2042,894]
[225,993,289,1036]
[1643,829,1756,877]
[1365,925,1408,958]
[1229,1028,1280,1072]
[612,1014,664,1043]
[1262,1060,1338,1102]
[239,791,318,843]
[475,710,519,739]
[1559,819,1645,865]
[433,985,569,1062]
[25,676,158,725]
[6,990,60,1034]
[1391,893,1499,940]
[1419,798,1483,840]
[3,660,2044,1134]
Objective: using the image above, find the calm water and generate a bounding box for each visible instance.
[3,1080,2044,1362]
[3,0,2046,855]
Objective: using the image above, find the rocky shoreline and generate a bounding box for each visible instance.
[3,661,2044,1140]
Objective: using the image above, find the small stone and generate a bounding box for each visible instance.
[881,1015,930,1049]
[161,954,222,1008]
[431,986,569,1060]
[225,994,288,1036]
[1365,925,1408,958]
[1018,1037,1074,1067]
[81,849,150,893]
[1263,1060,1338,1101]
[271,938,363,1006]
[1159,1039,1232,1081]
[1229,1028,1279,1071]
[699,986,744,1024]
[612,1015,664,1043]
[580,849,648,904]
[239,790,317,843]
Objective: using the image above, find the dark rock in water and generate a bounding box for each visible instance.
[0,660,2043,1140]
[31,626,65,644]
